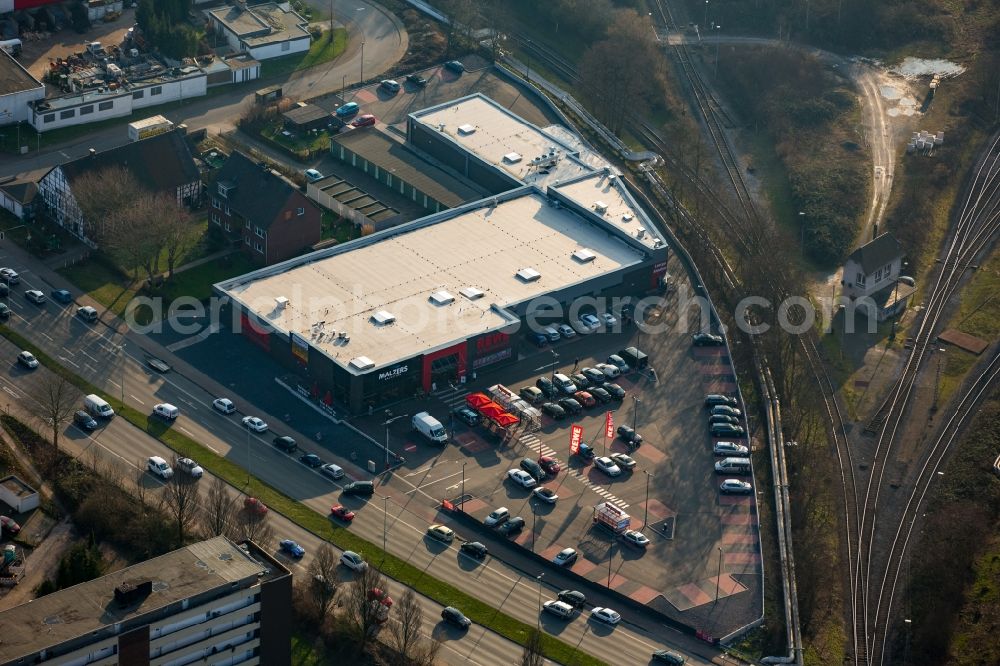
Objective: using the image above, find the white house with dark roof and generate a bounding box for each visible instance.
[841,232,913,321]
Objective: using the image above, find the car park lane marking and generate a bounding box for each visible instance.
[41,332,54,341]
[130,394,145,405]
[80,350,99,364]
[2,386,18,399]
[58,356,80,368]
[518,433,630,509]
[61,347,75,356]
[179,427,194,437]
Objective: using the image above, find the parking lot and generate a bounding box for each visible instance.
[359,252,762,634]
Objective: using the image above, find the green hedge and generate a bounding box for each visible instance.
[0,325,605,666]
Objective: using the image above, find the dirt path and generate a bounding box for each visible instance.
[0,517,74,608]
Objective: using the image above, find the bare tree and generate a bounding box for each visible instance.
[163,456,201,548]
[520,628,544,666]
[346,563,387,650]
[28,372,79,451]
[158,198,198,280]
[203,476,238,538]
[305,543,341,618]
[70,166,143,241]
[389,588,423,663]
[229,505,274,546]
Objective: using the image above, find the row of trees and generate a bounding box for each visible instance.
[71,166,199,285]
[136,0,199,60]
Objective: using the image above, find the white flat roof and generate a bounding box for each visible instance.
[412,95,591,189]
[552,172,665,250]
[219,191,646,372]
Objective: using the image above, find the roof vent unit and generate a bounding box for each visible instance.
[608,174,617,183]
[349,356,375,371]
[636,229,646,240]
[572,248,596,263]
[460,287,484,300]
[371,310,396,325]
[438,123,445,132]
[593,201,608,215]
[516,268,541,283]
[503,152,522,164]
[275,296,289,309]
[429,290,455,305]
[457,124,476,135]
[622,212,634,222]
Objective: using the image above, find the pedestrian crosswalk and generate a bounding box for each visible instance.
[433,385,630,510]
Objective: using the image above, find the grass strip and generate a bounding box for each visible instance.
[0,325,605,666]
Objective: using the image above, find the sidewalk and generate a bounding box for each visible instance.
[155,248,238,281]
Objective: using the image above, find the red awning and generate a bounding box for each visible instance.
[478,403,505,419]
[488,412,519,428]
[465,392,492,409]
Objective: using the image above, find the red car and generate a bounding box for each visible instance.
[352,114,377,127]
[538,456,561,475]
[330,504,356,522]
[243,497,268,515]
[573,391,596,408]
[0,515,20,534]
[368,587,394,606]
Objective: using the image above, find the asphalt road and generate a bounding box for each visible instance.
[0,0,408,175]
[0,249,723,664]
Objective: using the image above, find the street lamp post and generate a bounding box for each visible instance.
[798,211,806,255]
[714,25,722,77]
[536,574,544,627]
[383,412,409,471]
[382,494,389,553]
[461,462,467,510]
[550,350,559,382]
[531,508,537,552]
[703,0,709,28]
[643,471,653,527]
[631,396,641,432]
[715,546,723,602]
[116,344,126,408]
[245,422,252,486]
[607,541,614,588]
[360,41,365,84]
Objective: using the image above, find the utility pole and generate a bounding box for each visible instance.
[715,546,723,602]
[643,471,652,527]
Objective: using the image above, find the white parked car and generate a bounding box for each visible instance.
[340,550,368,571]
[213,397,235,414]
[557,323,576,339]
[176,457,204,478]
[601,312,618,328]
[553,547,578,566]
[242,416,268,432]
[714,441,750,456]
[25,289,46,304]
[147,456,173,479]
[595,362,620,379]
[304,168,324,182]
[591,607,621,625]
[622,529,649,548]
[581,313,602,331]
[507,469,537,489]
[607,354,630,373]
[320,463,345,480]
[720,479,753,495]
[485,507,509,526]
[594,456,622,477]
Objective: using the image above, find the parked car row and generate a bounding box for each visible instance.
[705,394,754,496]
[529,316,623,347]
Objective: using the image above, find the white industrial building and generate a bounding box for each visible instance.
[209,2,311,61]
[0,48,45,126]
[28,68,207,133]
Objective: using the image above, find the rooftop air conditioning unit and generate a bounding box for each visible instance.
[622,212,634,222]
[349,356,375,371]
[275,296,289,309]
[503,152,522,164]
[460,287,484,300]
[371,310,396,325]
[457,124,476,135]
[572,249,596,263]
[516,268,541,282]
[636,229,646,240]
[593,201,608,215]
[430,290,455,305]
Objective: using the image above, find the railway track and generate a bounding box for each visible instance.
[857,132,1000,664]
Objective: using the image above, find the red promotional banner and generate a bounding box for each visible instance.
[604,411,614,439]
[569,425,583,454]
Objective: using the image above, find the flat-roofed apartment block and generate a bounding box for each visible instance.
[0,537,291,666]
[217,94,669,413]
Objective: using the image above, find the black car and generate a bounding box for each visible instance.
[536,376,559,399]
[441,606,471,629]
[581,367,605,384]
[590,386,612,403]
[576,443,595,461]
[601,382,626,400]
[519,457,545,482]
[652,650,687,664]
[557,398,583,415]
[460,541,488,559]
[570,373,590,390]
[0,303,9,320]
[273,436,298,453]
[541,402,567,420]
[343,480,375,496]
[693,332,725,346]
[708,414,739,426]
[73,410,98,430]
[705,394,738,408]
[300,453,322,467]
[0,283,8,297]
[558,589,586,608]
[406,73,428,86]
[453,406,480,427]
[499,516,525,535]
[616,425,643,446]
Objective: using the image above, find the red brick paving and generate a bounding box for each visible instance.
[629,584,661,604]
[706,574,747,595]
[606,571,629,590]
[719,495,753,506]
[692,347,729,358]
[721,533,759,545]
[635,445,666,463]
[721,513,755,525]
[642,499,675,520]
[460,498,487,514]
[677,583,713,608]
[724,552,762,565]
[704,381,738,392]
[698,364,735,376]
[572,558,598,576]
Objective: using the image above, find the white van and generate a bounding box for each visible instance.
[84,394,114,418]
[714,457,752,475]
[153,403,179,420]
[412,412,448,444]
[552,373,577,395]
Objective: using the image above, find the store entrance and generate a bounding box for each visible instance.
[430,353,459,388]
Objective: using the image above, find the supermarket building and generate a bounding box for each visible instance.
[215,94,668,413]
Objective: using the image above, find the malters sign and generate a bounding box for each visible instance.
[378,365,409,381]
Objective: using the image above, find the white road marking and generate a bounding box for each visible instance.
[81,350,99,364]
[130,394,145,405]
[59,356,80,368]
[179,427,193,437]
[41,332,54,341]
[61,347,75,356]
[2,386,18,398]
